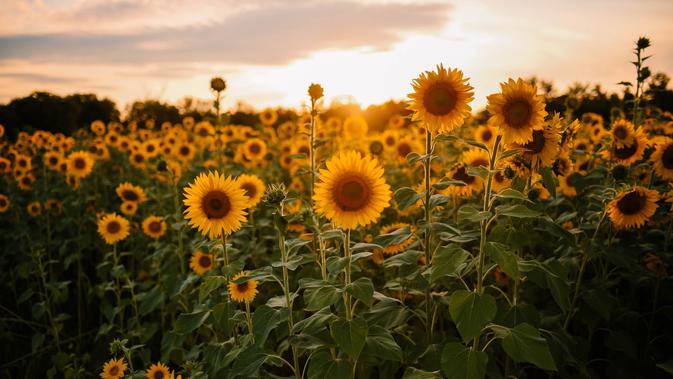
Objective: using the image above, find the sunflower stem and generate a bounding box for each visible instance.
[423,127,433,344]
[244,301,255,343]
[343,230,353,321]
[472,134,501,352]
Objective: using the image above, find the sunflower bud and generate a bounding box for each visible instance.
[264,183,287,207]
[210,77,226,92]
[636,36,651,50]
[308,83,324,101]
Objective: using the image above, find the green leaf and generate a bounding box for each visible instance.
[304,285,341,311]
[175,309,211,333]
[406,152,422,165]
[363,325,402,361]
[293,306,336,334]
[430,245,471,283]
[199,276,227,303]
[252,305,288,347]
[330,317,368,359]
[432,179,466,190]
[449,291,496,342]
[464,139,490,152]
[138,286,165,315]
[493,188,532,203]
[496,204,541,218]
[402,367,441,379]
[500,323,557,371]
[308,350,352,379]
[231,345,267,377]
[457,204,491,223]
[375,226,412,247]
[441,342,488,379]
[346,278,374,307]
[395,187,422,211]
[541,167,557,198]
[467,166,489,179]
[484,242,519,280]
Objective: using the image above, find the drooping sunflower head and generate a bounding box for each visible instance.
[67,151,95,179]
[142,215,166,239]
[183,171,248,239]
[408,64,474,134]
[228,271,259,303]
[101,357,127,379]
[651,138,673,180]
[313,151,391,229]
[610,119,636,147]
[607,186,659,229]
[189,251,214,276]
[145,362,170,379]
[514,117,561,168]
[487,78,547,145]
[379,223,415,255]
[235,174,265,209]
[97,213,130,244]
[116,182,147,204]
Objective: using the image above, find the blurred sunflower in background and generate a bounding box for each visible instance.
[314,151,391,229]
[97,213,130,244]
[607,129,646,165]
[67,151,95,178]
[100,358,127,379]
[235,174,265,209]
[259,108,278,126]
[607,186,659,229]
[116,183,147,204]
[228,271,259,303]
[189,251,214,276]
[651,138,673,180]
[474,124,497,146]
[120,201,138,216]
[142,216,166,239]
[0,194,10,213]
[183,171,248,238]
[610,119,636,147]
[242,138,267,161]
[27,201,41,217]
[487,78,547,144]
[408,64,474,134]
[514,117,561,168]
[379,223,415,255]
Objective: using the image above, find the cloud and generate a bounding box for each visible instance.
[0,72,85,84]
[0,1,452,66]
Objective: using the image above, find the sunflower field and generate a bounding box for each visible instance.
[1,37,673,379]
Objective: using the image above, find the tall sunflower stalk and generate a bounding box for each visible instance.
[307,84,328,282]
[422,127,434,343]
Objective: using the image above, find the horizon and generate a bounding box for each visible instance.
[1,0,672,112]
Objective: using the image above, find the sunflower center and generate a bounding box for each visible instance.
[397,143,412,158]
[369,141,384,155]
[0,198,6,207]
[134,154,144,163]
[335,175,371,211]
[107,221,121,234]
[614,126,627,140]
[180,146,190,156]
[299,146,310,155]
[109,366,119,375]
[481,129,492,142]
[471,158,488,168]
[614,141,637,160]
[524,129,546,154]
[149,221,162,233]
[49,157,58,165]
[202,190,231,219]
[154,371,164,379]
[147,145,155,152]
[241,182,257,199]
[616,191,646,215]
[504,99,532,128]
[74,158,86,169]
[199,128,209,137]
[199,255,212,268]
[423,82,457,116]
[452,166,475,184]
[237,281,249,292]
[122,190,139,202]
[662,145,673,169]
[385,136,395,146]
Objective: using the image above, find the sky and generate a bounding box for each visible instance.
[1,0,672,112]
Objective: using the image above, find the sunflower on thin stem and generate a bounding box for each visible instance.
[607,186,659,229]
[100,357,127,379]
[229,271,258,342]
[487,78,547,145]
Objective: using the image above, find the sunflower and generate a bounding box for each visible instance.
[130,151,147,168]
[0,194,10,213]
[651,138,673,180]
[142,140,160,158]
[381,130,398,151]
[146,362,171,379]
[142,216,166,239]
[408,64,474,134]
[365,136,386,158]
[116,183,147,204]
[242,138,267,161]
[175,143,195,162]
[610,119,636,147]
[558,172,581,197]
[513,117,560,168]
[313,151,391,229]
[463,148,489,169]
[342,115,368,139]
[260,109,278,126]
[379,223,415,255]
[487,78,547,145]
[97,213,131,244]
[235,174,265,209]
[0,157,10,174]
[607,186,659,229]
[388,114,406,129]
[100,358,127,379]
[393,135,422,163]
[445,163,481,197]
[43,151,61,170]
[27,201,41,217]
[17,173,35,191]
[120,201,138,216]
[189,251,214,275]
[183,171,248,238]
[195,121,215,138]
[474,124,497,146]
[607,129,646,165]
[228,271,259,303]
[90,120,106,136]
[67,151,95,178]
